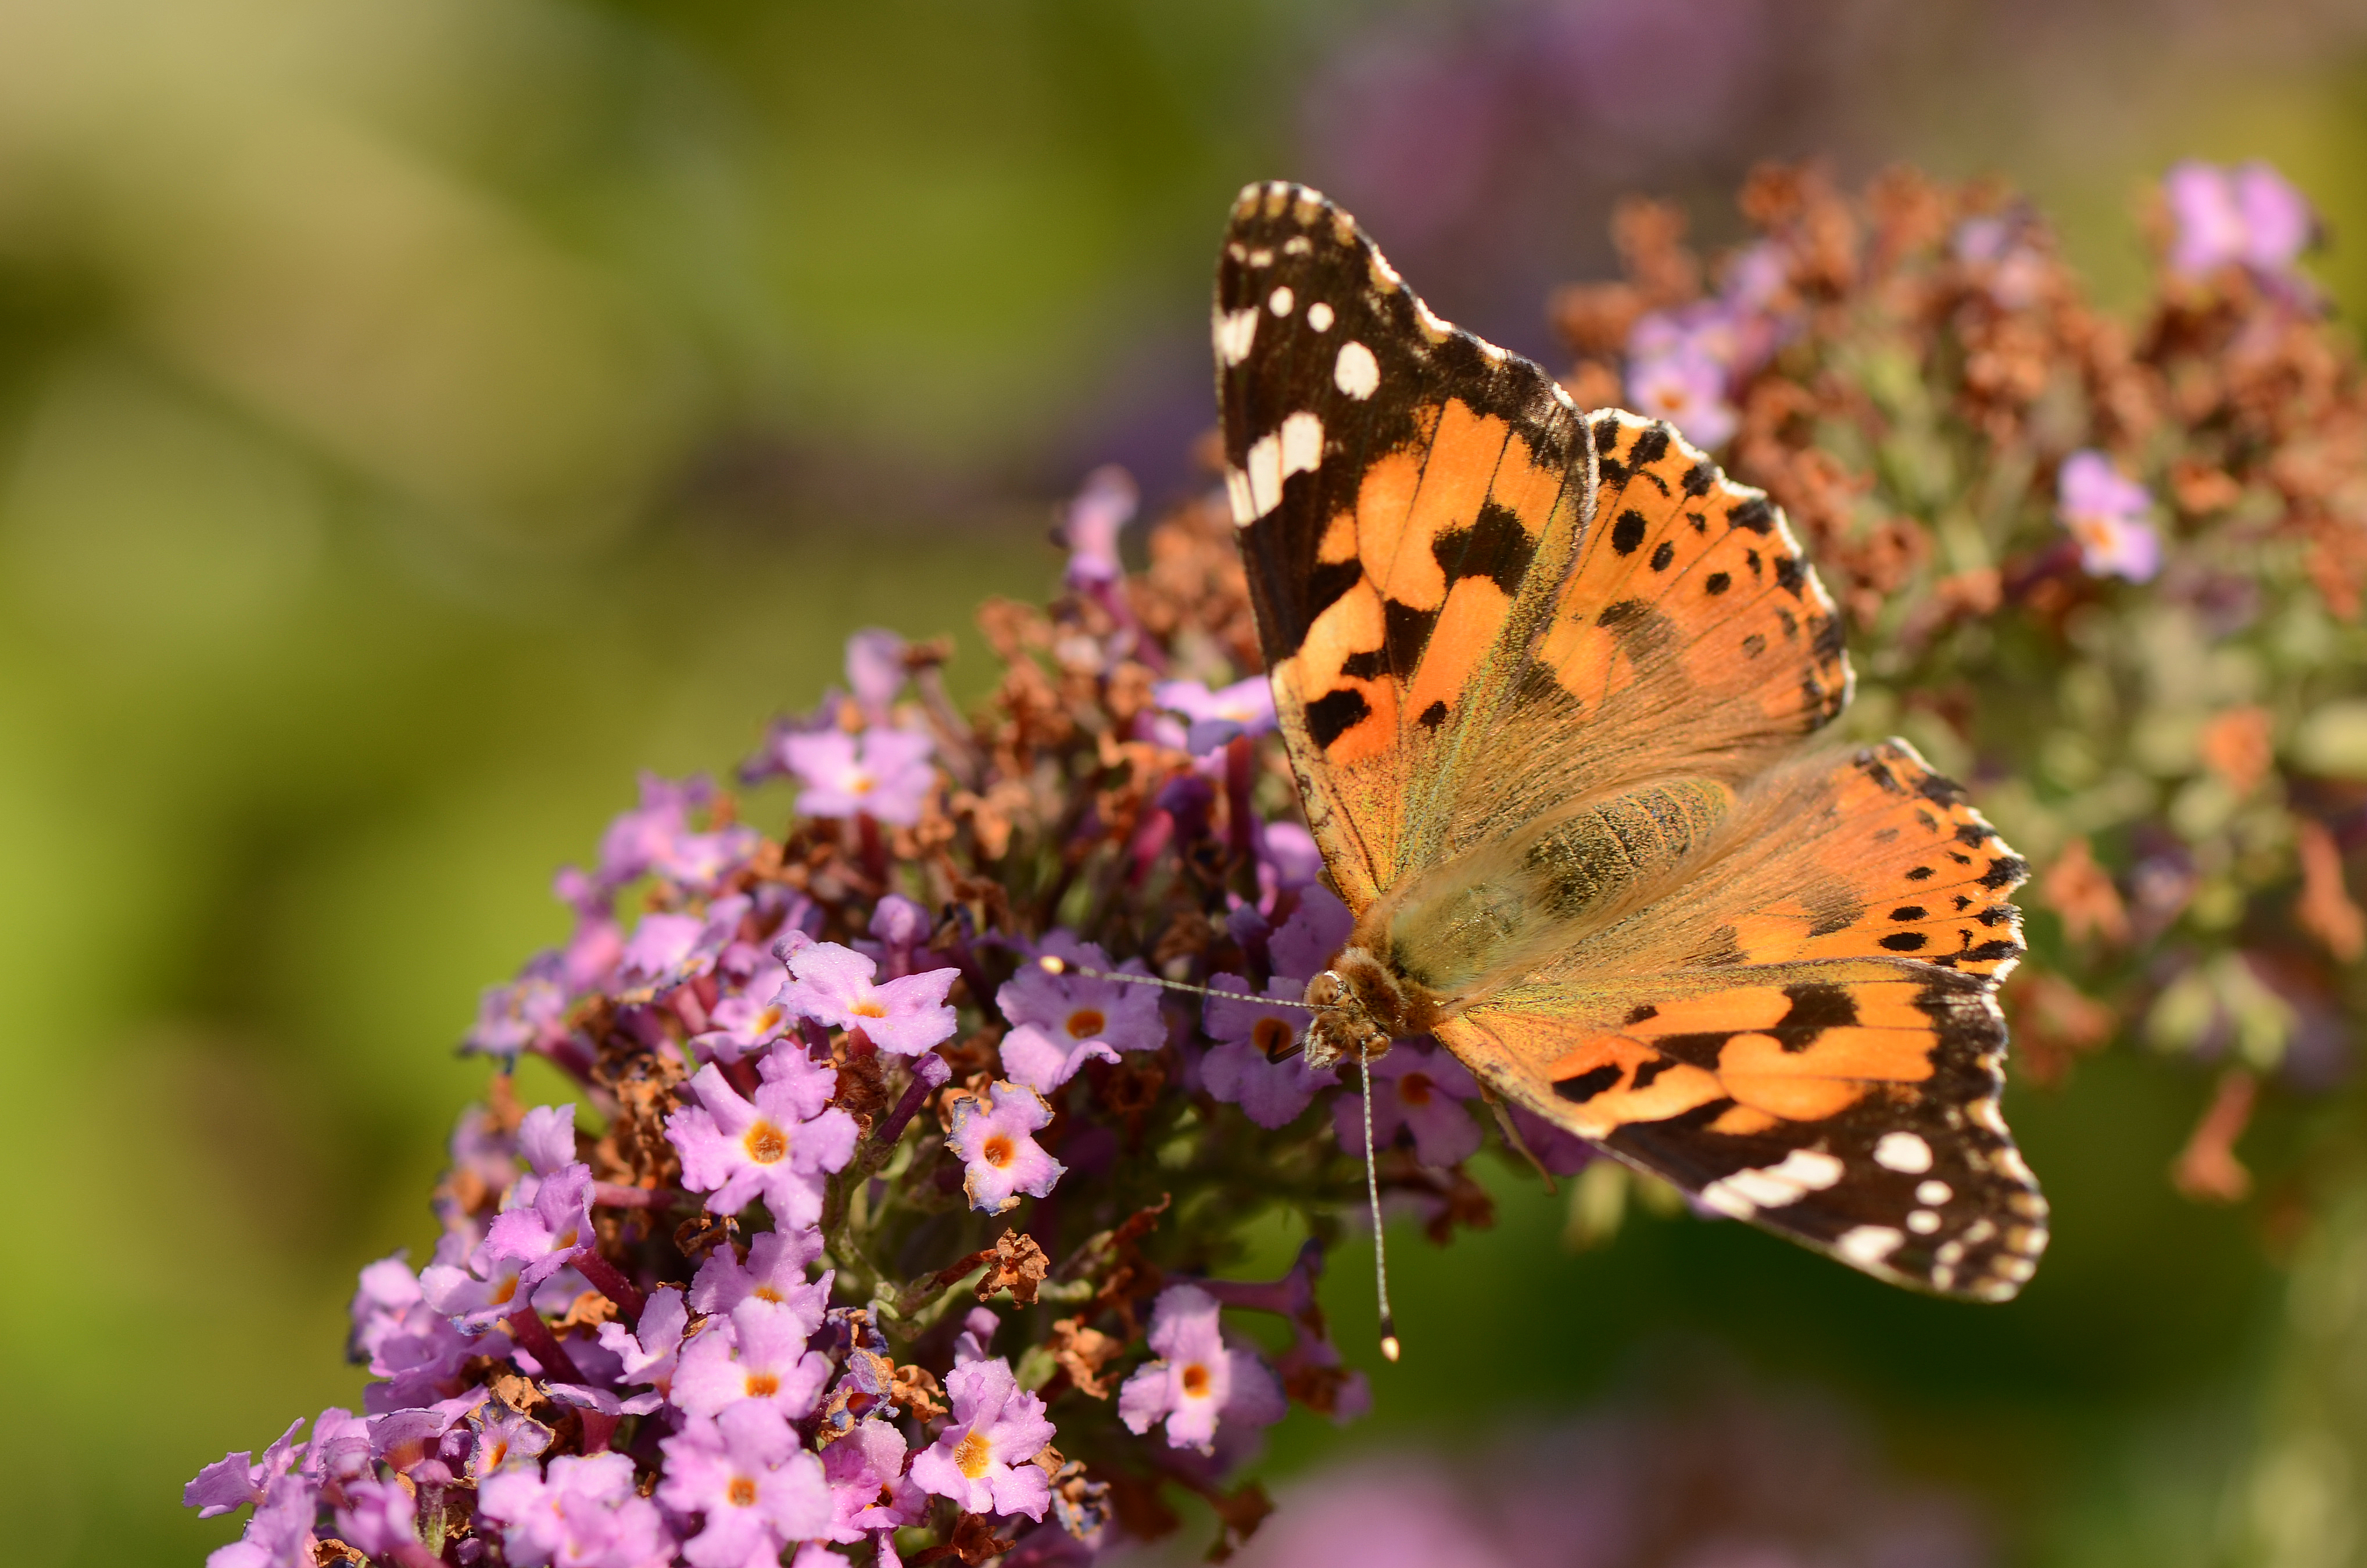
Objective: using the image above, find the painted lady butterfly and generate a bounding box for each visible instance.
[1215,182,2047,1301]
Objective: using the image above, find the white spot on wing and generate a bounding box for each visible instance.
[1699,1147,1845,1215]
[1838,1226,1906,1266]
[1247,247,1274,268]
[1334,341,1380,400]
[1283,235,1312,256]
[1917,1179,1952,1205]
[1242,413,1325,521]
[1907,1209,1942,1234]
[1215,308,1259,366]
[1306,301,1334,332]
[1224,467,1255,528]
[1873,1132,1933,1173]
[1269,286,1294,316]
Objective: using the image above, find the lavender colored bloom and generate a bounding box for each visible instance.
[517,1102,579,1176]
[908,1358,1055,1520]
[1268,886,1354,985]
[1509,1105,1595,1176]
[596,1286,690,1398]
[997,1022,1120,1094]
[821,1419,928,1542]
[1062,464,1137,587]
[185,1418,305,1518]
[591,774,762,896]
[1117,1284,1287,1455]
[776,940,959,1057]
[615,895,749,994]
[1334,1041,1483,1166]
[333,1476,418,1559]
[687,1229,831,1331]
[673,1299,835,1419]
[2165,159,2316,280]
[1202,976,1334,1128]
[206,1473,320,1568]
[1255,818,1327,896]
[693,955,795,1065]
[868,893,932,975]
[667,1052,859,1227]
[996,934,1165,1065]
[1154,675,1277,755]
[467,1404,554,1480]
[2057,450,2161,582]
[948,1081,1066,1213]
[482,1161,596,1294]
[783,728,937,827]
[844,628,910,725]
[479,1451,670,1568]
[1627,343,1738,450]
[465,957,568,1059]
[659,1402,833,1568]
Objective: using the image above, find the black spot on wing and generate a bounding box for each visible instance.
[1649,539,1675,571]
[1554,1064,1623,1102]
[1767,982,1858,1050]
[1681,463,1715,497]
[1704,571,1731,595]
[1729,496,1775,534]
[1979,855,2028,890]
[1417,700,1448,728]
[1611,509,1648,556]
[1303,687,1371,750]
[1338,597,1440,681]
[1624,1003,1660,1025]
[1774,554,1806,594]
[1434,500,1536,596]
[1879,932,1929,952]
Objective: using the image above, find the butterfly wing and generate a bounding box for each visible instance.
[1215,182,1850,904]
[1435,740,2046,1300]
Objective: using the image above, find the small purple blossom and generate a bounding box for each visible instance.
[465,957,568,1059]
[672,1299,835,1420]
[2165,159,2316,281]
[667,1053,859,1227]
[2057,450,2161,583]
[776,940,959,1057]
[596,1285,690,1398]
[1625,341,1738,449]
[688,1229,832,1330]
[479,1451,670,1568]
[996,934,1165,1064]
[615,896,749,994]
[332,1476,418,1559]
[821,1420,927,1542]
[844,628,910,725]
[468,1404,555,1480]
[692,955,795,1064]
[1153,675,1277,755]
[1118,1283,1287,1455]
[1334,1041,1483,1166]
[997,1022,1120,1093]
[483,1162,597,1294]
[186,1419,305,1518]
[948,1081,1065,1213]
[1061,464,1137,588]
[589,774,762,896]
[205,1473,320,1568]
[658,1402,833,1568]
[783,728,937,827]
[1202,976,1334,1128]
[908,1358,1055,1520]
[1269,886,1355,986]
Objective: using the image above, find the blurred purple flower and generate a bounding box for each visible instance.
[776,940,959,1057]
[844,628,910,725]
[1334,1041,1483,1166]
[482,1161,596,1294]
[692,955,795,1065]
[1269,886,1355,984]
[1117,1284,1286,1455]
[331,1476,417,1559]
[1626,341,1738,450]
[2165,159,2316,281]
[596,1285,689,1398]
[783,728,937,827]
[2057,451,2161,583]
[1202,976,1334,1128]
[1062,465,1137,588]
[822,1420,928,1541]
[186,1419,305,1519]
[479,1451,669,1568]
[205,1473,320,1568]
[909,1358,1055,1520]
[1153,675,1278,755]
[667,1053,858,1227]
[464,957,567,1059]
[948,1081,1065,1213]
[615,895,749,994]
[998,1021,1121,1094]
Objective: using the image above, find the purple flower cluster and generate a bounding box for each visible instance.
[2163,159,2316,287]
[2056,451,2162,583]
[1621,241,1793,449]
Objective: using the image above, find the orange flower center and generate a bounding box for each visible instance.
[754,1284,783,1303]
[1180,1362,1212,1397]
[746,1372,780,1399]
[727,1477,758,1508]
[955,1430,994,1479]
[1065,1008,1106,1040]
[744,1120,788,1164]
[490,1277,518,1306]
[1399,1072,1434,1105]
[982,1135,1015,1169]
[852,1000,889,1018]
[851,774,876,794]
[1251,1017,1294,1059]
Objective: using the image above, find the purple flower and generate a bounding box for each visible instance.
[687,1229,831,1330]
[332,1476,418,1559]
[482,1162,596,1294]
[658,1402,833,1568]
[822,1419,928,1542]
[205,1473,319,1568]
[869,892,933,973]
[615,895,749,994]
[947,1081,1066,1213]
[185,1418,305,1518]
[672,1299,835,1419]
[479,1451,669,1568]
[1153,675,1277,754]
[1333,1041,1482,1166]
[1269,886,1355,986]
[1062,464,1137,588]
[467,1404,554,1480]
[997,1022,1121,1094]
[1508,1105,1595,1176]
[1118,1283,1287,1455]
[997,934,1165,1058]
[2057,450,2161,583]
[596,1285,689,1398]
[1202,976,1334,1128]
[908,1358,1055,1520]
[517,1102,579,1176]
[1255,819,1327,897]
[590,774,762,895]
[667,1052,859,1227]
[844,628,910,725]
[465,958,568,1059]
[2165,159,2316,280]
[1625,343,1738,449]
[784,728,937,827]
[692,955,796,1065]
[776,940,959,1057]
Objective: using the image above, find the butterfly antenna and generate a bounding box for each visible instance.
[1362,1048,1401,1362]
[1034,954,1330,1013]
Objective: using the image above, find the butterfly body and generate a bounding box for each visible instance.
[1219,182,2047,1302]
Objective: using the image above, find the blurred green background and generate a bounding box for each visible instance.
[3,2,2363,1564]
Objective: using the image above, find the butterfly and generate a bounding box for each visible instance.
[1213,181,2046,1302]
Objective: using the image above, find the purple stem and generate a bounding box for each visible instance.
[570,1248,647,1324]
[877,1052,952,1147]
[1224,735,1255,869]
[579,1409,622,1454]
[592,1182,678,1210]
[506,1307,585,1386]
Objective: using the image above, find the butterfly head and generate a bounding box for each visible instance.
[1301,947,1403,1071]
